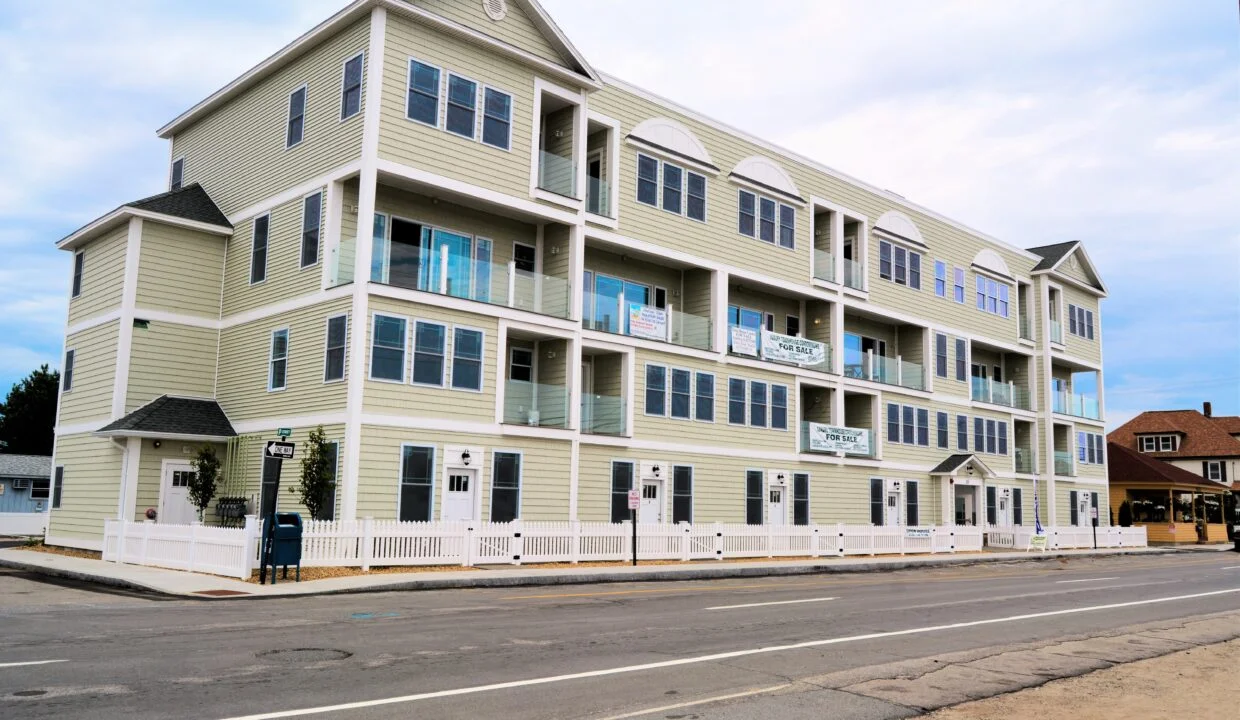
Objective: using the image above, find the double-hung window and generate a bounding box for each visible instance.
[610,461,634,523]
[870,478,884,526]
[728,378,747,425]
[662,163,683,213]
[340,52,364,120]
[645,364,667,416]
[324,314,347,382]
[878,240,921,288]
[1068,304,1095,340]
[758,198,776,243]
[250,215,269,284]
[1077,431,1104,464]
[934,260,947,297]
[977,276,1009,317]
[694,372,714,421]
[935,333,948,378]
[916,408,929,446]
[937,411,949,449]
[1205,461,1223,481]
[902,405,915,444]
[637,155,659,207]
[953,267,965,303]
[687,173,707,221]
[170,157,184,191]
[778,204,795,249]
[974,417,985,453]
[370,314,406,382]
[399,445,434,522]
[508,347,532,382]
[445,74,477,139]
[672,466,693,523]
[771,385,788,430]
[406,59,440,126]
[481,88,511,149]
[52,467,63,509]
[793,473,810,526]
[268,329,289,391]
[957,414,968,451]
[905,481,920,526]
[62,350,75,392]
[412,321,446,386]
[998,421,1008,455]
[738,190,756,236]
[71,252,84,298]
[998,284,1009,318]
[300,192,322,268]
[670,368,691,419]
[976,275,986,310]
[451,328,483,391]
[286,85,306,148]
[491,451,521,522]
[985,419,997,454]
[887,403,900,444]
[745,470,764,525]
[955,338,967,381]
[749,381,768,428]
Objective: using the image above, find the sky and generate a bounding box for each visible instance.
[0,0,1236,429]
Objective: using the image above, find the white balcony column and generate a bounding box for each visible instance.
[567,224,585,321]
[922,328,932,392]
[831,210,845,284]
[866,349,874,381]
[712,269,729,355]
[666,303,675,343]
[321,179,344,289]
[507,260,517,307]
[568,337,582,431]
[896,355,903,385]
[439,243,449,294]
[617,289,625,336]
[831,302,844,374]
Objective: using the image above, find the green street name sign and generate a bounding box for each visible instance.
[277,427,292,438]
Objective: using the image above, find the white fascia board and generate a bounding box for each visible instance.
[92,430,233,443]
[599,72,1041,264]
[514,0,601,84]
[1034,268,1108,298]
[56,208,232,251]
[376,159,579,225]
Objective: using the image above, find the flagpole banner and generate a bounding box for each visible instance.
[807,423,870,454]
[761,330,826,365]
[627,303,667,341]
[729,326,759,356]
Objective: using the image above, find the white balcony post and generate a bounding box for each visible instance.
[1008,380,1015,407]
[666,302,674,343]
[987,376,994,403]
[896,355,903,385]
[617,289,625,336]
[507,260,516,308]
[439,243,449,294]
[866,349,874,381]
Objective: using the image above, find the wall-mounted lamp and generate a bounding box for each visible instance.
[153,440,162,449]
[461,450,472,466]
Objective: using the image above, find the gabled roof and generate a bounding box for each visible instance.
[95,395,236,441]
[0,454,52,479]
[1026,240,1108,295]
[1108,409,1240,459]
[1106,442,1229,491]
[56,183,232,251]
[928,454,996,478]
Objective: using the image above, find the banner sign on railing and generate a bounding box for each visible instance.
[730,326,759,356]
[762,330,826,365]
[807,423,871,454]
[627,303,667,341]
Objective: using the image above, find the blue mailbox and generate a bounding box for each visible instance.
[265,512,303,583]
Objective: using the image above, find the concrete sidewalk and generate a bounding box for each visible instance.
[0,545,1192,599]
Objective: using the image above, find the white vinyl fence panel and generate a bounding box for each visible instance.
[0,512,47,536]
[103,518,256,580]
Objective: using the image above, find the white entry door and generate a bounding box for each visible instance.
[639,481,662,523]
[768,487,786,525]
[160,463,198,525]
[885,491,902,526]
[997,492,1012,526]
[442,468,477,521]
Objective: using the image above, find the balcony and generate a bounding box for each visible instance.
[587,292,712,351]
[581,392,625,435]
[586,175,610,217]
[1014,447,1034,473]
[536,91,580,200]
[1019,315,1032,341]
[585,249,714,351]
[843,349,924,391]
[504,379,568,429]
[970,377,1031,410]
[843,257,865,290]
[1050,319,1064,344]
[504,332,570,429]
[729,287,833,373]
[538,150,576,198]
[813,249,835,283]
[1053,390,1100,420]
[1054,450,1074,476]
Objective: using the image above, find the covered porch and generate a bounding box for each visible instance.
[1108,441,1230,544]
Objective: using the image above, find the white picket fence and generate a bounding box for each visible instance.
[0,511,48,536]
[100,517,1149,579]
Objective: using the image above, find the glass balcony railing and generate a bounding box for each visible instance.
[538,150,577,199]
[813,249,835,283]
[1050,319,1064,344]
[584,294,713,351]
[1053,391,1101,420]
[1014,447,1034,473]
[842,350,923,390]
[843,258,865,290]
[503,380,568,429]
[1054,450,1074,476]
[581,393,626,436]
[727,326,831,373]
[1019,316,1032,340]
[586,176,611,217]
[970,377,1031,410]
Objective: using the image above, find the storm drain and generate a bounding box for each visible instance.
[257,648,352,663]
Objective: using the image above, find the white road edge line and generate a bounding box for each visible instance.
[218,587,1240,720]
[594,684,790,720]
[706,597,838,611]
[1055,577,1120,584]
[1222,566,1240,570]
[0,660,68,669]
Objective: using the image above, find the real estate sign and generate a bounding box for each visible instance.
[730,327,759,356]
[806,423,870,454]
[628,303,667,341]
[762,331,826,365]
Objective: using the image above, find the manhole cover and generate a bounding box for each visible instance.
[257,648,352,663]
[12,690,47,697]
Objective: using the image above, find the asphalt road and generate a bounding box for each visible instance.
[1,553,1238,719]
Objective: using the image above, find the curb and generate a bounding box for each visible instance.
[0,546,1184,600]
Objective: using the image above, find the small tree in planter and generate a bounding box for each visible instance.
[297,426,336,521]
[1118,501,1133,527]
[188,445,221,523]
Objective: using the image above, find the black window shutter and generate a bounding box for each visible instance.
[611,462,633,523]
[869,478,884,526]
[1070,491,1078,525]
[986,486,997,525]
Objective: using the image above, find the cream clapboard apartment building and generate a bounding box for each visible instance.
[47,0,1110,550]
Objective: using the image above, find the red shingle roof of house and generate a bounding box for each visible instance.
[1108,409,1240,458]
[1107,442,1229,490]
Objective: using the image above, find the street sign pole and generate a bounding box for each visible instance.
[259,440,296,585]
[631,507,637,566]
[1091,506,1099,550]
[628,487,641,566]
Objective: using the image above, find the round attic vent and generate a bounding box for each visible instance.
[483,0,508,21]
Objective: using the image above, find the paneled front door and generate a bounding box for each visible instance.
[442,468,477,522]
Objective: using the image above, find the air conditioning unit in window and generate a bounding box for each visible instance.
[12,478,31,490]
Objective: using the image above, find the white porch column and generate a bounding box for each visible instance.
[116,437,141,522]
[831,209,845,284]
[712,269,729,355]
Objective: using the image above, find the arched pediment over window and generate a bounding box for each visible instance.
[874,210,925,246]
[630,117,713,166]
[731,156,800,198]
[972,248,1013,279]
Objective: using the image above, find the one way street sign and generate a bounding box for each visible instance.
[265,441,296,460]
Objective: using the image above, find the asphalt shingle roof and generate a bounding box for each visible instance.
[1026,241,1079,271]
[1106,442,1228,490]
[0,454,52,478]
[97,396,235,438]
[1108,409,1240,459]
[127,183,231,228]
[929,454,976,474]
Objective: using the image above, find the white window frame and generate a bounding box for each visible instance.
[661,160,684,215]
[878,239,921,288]
[323,313,348,383]
[953,266,965,303]
[636,153,660,208]
[62,347,75,393]
[770,383,789,431]
[934,260,947,297]
[267,327,290,392]
[686,170,708,223]
[669,367,692,420]
[450,325,486,393]
[411,319,448,388]
[249,213,270,286]
[286,83,308,150]
[644,362,668,417]
[480,84,513,151]
[727,376,747,426]
[300,190,323,269]
[777,202,795,250]
[693,371,715,423]
[71,250,84,299]
[397,442,436,523]
[1206,461,1223,481]
[488,449,524,521]
[444,71,480,140]
[404,56,442,129]
[738,188,757,238]
[749,380,769,429]
[339,51,365,122]
[368,312,408,384]
[169,156,184,191]
[508,346,533,383]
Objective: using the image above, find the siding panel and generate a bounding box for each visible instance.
[126,323,219,412]
[67,226,127,325]
[59,321,119,425]
[135,222,226,317]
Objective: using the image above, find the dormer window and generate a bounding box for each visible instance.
[1138,435,1179,452]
